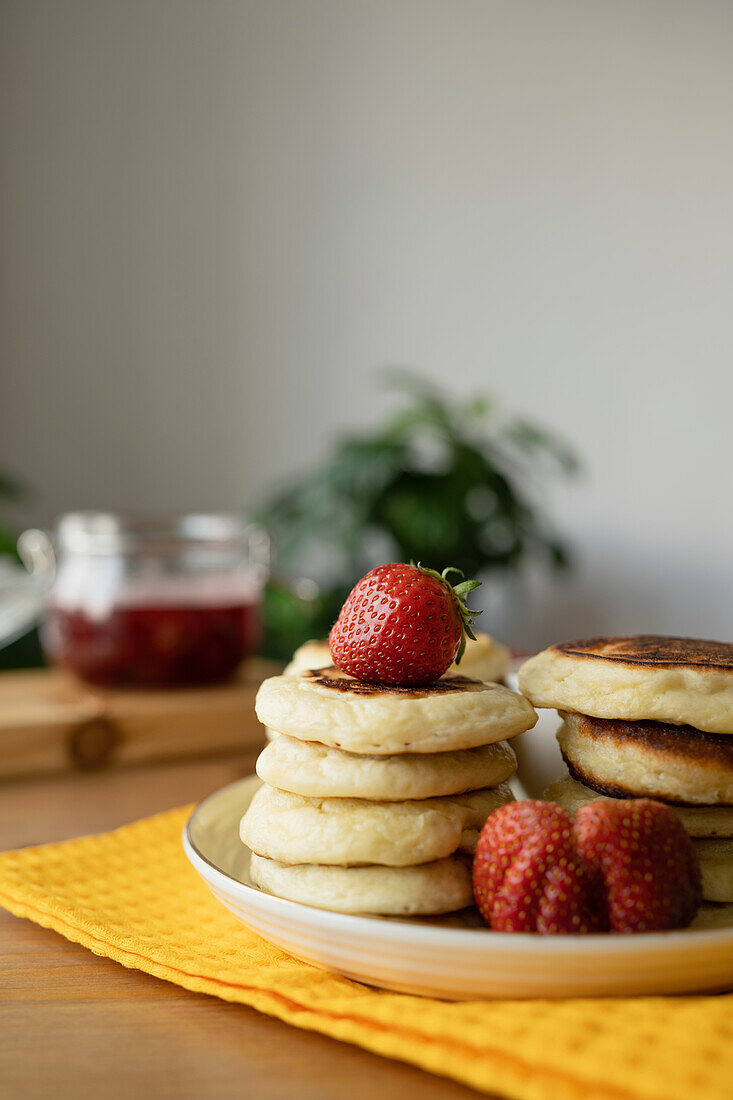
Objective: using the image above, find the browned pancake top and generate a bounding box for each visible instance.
[302,666,482,697]
[554,635,733,672]
[568,712,733,765]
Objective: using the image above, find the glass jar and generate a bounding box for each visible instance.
[18,512,269,688]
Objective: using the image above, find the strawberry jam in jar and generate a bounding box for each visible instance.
[24,513,268,687]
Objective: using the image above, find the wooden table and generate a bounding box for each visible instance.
[0,754,486,1100]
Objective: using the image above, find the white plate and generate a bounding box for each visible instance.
[183,773,733,1000]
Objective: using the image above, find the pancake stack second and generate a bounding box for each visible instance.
[519,636,733,904]
[241,666,537,915]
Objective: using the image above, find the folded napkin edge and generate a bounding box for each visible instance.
[0,883,648,1100]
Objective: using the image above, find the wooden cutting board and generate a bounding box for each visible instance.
[0,660,281,781]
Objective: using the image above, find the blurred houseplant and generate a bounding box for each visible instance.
[257,373,578,659]
[0,468,25,558]
[0,468,44,669]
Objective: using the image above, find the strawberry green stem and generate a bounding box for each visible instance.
[413,562,482,664]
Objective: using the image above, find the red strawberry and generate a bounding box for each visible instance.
[472,801,607,934]
[575,798,702,933]
[473,798,702,935]
[329,562,481,685]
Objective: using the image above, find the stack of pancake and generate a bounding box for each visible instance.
[241,665,537,916]
[519,636,733,906]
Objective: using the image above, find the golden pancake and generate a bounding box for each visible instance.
[544,776,733,838]
[556,713,733,805]
[255,667,537,754]
[692,839,733,903]
[518,636,733,733]
[240,782,514,866]
[256,733,516,801]
[249,853,473,915]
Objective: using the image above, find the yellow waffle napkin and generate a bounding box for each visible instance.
[2,807,732,1100]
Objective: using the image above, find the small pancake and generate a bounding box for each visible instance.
[544,776,733,838]
[282,640,333,676]
[691,902,733,929]
[240,783,513,866]
[255,667,537,755]
[256,734,517,801]
[518,636,733,734]
[557,713,733,806]
[450,632,511,683]
[693,839,733,903]
[284,631,510,683]
[249,853,473,915]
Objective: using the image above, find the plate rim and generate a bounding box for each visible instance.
[183,775,733,955]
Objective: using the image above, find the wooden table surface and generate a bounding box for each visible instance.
[0,752,488,1100]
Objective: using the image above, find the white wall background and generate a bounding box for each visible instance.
[2,0,732,647]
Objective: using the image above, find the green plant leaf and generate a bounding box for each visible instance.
[0,471,28,502]
[503,418,580,475]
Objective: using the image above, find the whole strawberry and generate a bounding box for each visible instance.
[575,799,702,933]
[329,562,481,685]
[472,801,607,934]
